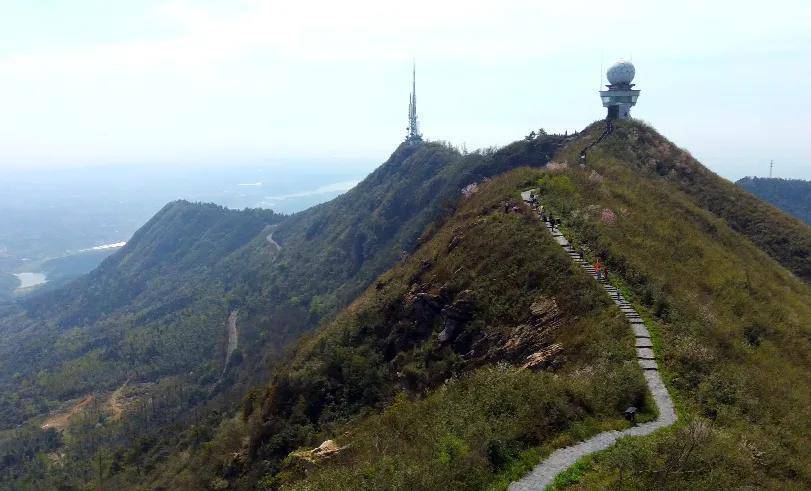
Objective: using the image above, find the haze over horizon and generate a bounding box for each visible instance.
[1,0,809,180]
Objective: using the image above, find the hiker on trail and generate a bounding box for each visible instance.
[595,259,603,280]
[503,201,510,213]
[603,265,609,283]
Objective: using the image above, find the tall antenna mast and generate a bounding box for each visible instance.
[405,60,422,144]
[769,160,774,178]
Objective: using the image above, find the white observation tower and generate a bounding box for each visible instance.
[600,60,640,120]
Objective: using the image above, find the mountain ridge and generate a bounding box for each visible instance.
[736,176,811,226]
[1,122,809,489]
[0,133,571,488]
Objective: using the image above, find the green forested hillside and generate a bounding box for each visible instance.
[737,176,811,225]
[0,134,569,488]
[2,121,809,490]
[0,202,282,423]
[535,121,811,488]
[147,168,648,490]
[158,122,811,490]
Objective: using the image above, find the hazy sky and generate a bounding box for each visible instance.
[1,0,809,180]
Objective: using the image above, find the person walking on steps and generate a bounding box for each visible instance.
[594,259,603,281]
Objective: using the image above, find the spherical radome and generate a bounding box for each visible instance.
[607,60,635,85]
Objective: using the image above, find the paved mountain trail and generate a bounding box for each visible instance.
[223,310,238,371]
[509,190,677,490]
[266,225,282,252]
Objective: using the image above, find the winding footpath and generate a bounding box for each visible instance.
[222,310,239,375]
[509,191,677,491]
[266,225,282,252]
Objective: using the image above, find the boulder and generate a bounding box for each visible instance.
[289,439,348,464]
[522,343,564,370]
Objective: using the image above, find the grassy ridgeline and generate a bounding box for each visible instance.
[157,169,647,490]
[537,122,811,489]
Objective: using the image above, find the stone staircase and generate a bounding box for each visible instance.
[579,119,614,161]
[509,190,676,490]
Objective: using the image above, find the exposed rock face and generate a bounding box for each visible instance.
[404,284,444,324]
[521,343,564,370]
[476,295,564,370]
[403,284,564,369]
[289,439,347,464]
[438,290,475,343]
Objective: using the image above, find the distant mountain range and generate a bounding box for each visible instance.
[737,176,811,226]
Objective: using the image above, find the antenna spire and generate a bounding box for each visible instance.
[405,60,422,145]
[769,160,774,178]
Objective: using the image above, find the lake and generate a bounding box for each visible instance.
[14,272,47,289]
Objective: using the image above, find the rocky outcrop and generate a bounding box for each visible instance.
[438,289,475,343]
[289,440,348,464]
[463,294,566,370]
[521,343,563,370]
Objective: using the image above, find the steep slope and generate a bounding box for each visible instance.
[5,119,806,490]
[0,202,283,425]
[0,135,570,488]
[533,121,811,488]
[737,176,811,226]
[157,122,811,490]
[152,168,648,490]
[573,123,811,283]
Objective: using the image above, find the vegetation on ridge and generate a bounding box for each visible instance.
[533,121,811,488]
[737,176,811,226]
[1,120,809,490]
[0,134,570,488]
[573,122,811,283]
[156,168,647,490]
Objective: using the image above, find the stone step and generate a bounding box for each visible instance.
[635,338,653,348]
[636,347,655,359]
[638,359,659,370]
[637,360,659,370]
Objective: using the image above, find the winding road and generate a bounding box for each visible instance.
[266,225,282,252]
[223,310,239,372]
[510,191,677,490]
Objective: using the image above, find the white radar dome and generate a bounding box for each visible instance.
[606,60,635,85]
